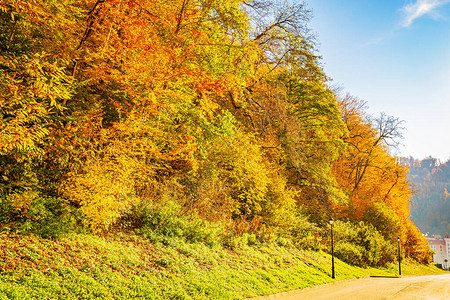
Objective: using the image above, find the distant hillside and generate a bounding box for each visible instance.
[403,157,450,236]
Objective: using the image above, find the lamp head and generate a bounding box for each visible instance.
[397,237,400,242]
[329,218,334,225]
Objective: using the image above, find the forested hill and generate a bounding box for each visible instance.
[0,0,431,267]
[403,157,450,236]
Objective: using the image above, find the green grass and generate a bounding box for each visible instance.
[0,231,445,299]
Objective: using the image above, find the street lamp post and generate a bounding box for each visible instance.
[397,237,402,276]
[330,218,335,279]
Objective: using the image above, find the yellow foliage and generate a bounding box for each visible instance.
[63,154,143,229]
[192,112,297,230]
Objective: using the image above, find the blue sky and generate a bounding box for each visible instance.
[305,0,450,162]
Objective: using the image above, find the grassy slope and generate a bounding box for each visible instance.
[0,232,444,300]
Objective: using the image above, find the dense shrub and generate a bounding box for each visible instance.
[334,241,364,265]
[330,220,396,267]
[0,193,78,238]
[288,215,325,251]
[119,197,224,247]
[363,202,402,241]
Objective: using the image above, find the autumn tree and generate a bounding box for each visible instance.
[0,0,433,264]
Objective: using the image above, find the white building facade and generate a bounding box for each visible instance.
[426,234,450,270]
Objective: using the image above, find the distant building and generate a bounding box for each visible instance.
[426,234,450,270]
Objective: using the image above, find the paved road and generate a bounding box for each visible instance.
[250,274,450,300]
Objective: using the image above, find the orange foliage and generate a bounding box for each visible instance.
[332,95,411,221]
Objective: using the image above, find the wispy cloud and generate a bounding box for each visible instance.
[363,31,398,47]
[401,0,450,27]
[363,0,450,47]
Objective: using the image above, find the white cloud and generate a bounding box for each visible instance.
[401,0,450,27]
